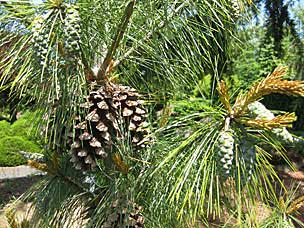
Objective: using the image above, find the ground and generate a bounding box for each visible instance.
[0,176,41,207]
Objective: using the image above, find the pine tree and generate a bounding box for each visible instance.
[1,0,304,227]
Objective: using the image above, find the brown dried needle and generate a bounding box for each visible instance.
[232,66,304,117]
[241,112,297,130]
[217,80,232,114]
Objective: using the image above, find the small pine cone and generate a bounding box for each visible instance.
[19,151,46,163]
[248,101,298,144]
[32,16,50,67]
[273,128,295,144]
[247,101,274,120]
[64,5,81,53]
[239,139,256,181]
[216,130,234,178]
[69,83,149,170]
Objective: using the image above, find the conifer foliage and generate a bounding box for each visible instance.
[1,0,304,227]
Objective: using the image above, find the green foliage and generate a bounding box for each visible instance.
[0,112,43,166]
[0,120,10,139]
[0,153,26,167]
[229,27,284,90]
[192,74,212,98]
[229,0,304,87]
[0,139,27,167]
[0,111,41,140]
[10,112,40,141]
[0,136,42,166]
[170,98,211,116]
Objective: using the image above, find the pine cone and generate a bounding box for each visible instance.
[247,101,274,120]
[248,101,299,144]
[69,83,149,170]
[102,200,145,228]
[64,5,81,53]
[216,130,234,178]
[32,16,49,68]
[239,139,256,181]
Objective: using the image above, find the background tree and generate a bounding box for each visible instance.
[252,0,304,77]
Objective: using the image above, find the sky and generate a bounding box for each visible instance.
[32,0,42,4]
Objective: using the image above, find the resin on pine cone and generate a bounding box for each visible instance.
[69,83,149,170]
[230,0,240,19]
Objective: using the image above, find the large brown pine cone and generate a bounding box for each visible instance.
[69,82,149,170]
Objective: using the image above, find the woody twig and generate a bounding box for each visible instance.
[96,0,136,82]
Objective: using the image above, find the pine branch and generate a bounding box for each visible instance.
[96,0,136,81]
